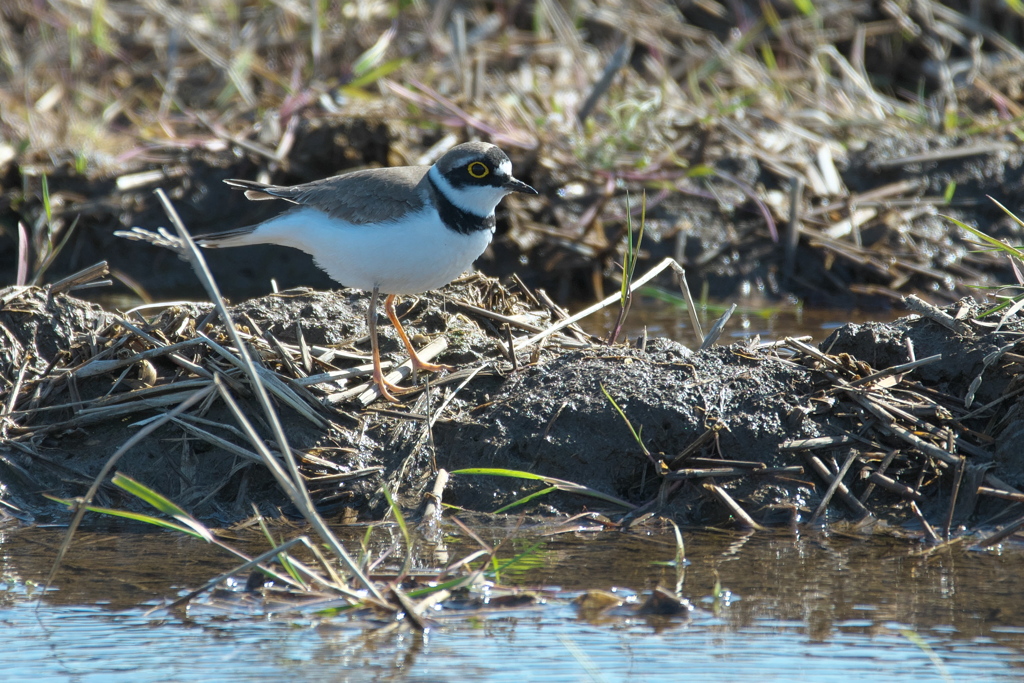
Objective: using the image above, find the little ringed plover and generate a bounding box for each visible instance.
[197,141,536,402]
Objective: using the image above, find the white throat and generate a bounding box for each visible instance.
[428,165,509,216]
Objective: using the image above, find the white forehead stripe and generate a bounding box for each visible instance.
[498,160,512,177]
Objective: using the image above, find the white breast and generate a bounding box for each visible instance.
[246,207,494,294]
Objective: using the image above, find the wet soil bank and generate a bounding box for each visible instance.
[0,276,1021,535]
[5,120,1024,311]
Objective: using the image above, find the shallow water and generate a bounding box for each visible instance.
[578,295,900,346]
[7,295,987,682]
[5,526,1024,681]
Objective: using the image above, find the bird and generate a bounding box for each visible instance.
[195,141,536,402]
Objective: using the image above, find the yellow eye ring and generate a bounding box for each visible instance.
[467,161,490,178]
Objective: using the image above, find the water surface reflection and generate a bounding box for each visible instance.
[3,527,1022,681]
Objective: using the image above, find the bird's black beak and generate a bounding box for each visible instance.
[504,177,538,195]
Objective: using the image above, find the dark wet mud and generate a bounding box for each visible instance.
[6,123,1024,312]
[1,278,1020,537]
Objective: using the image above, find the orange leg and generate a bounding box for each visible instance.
[384,294,453,375]
[367,287,416,403]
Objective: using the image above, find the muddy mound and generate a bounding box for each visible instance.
[0,279,1021,535]
[437,340,832,522]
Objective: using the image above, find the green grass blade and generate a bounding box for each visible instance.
[450,468,635,509]
[943,213,1024,259]
[493,486,559,513]
[90,0,113,54]
[255,512,305,588]
[381,483,413,577]
[791,0,816,16]
[686,164,717,178]
[900,629,954,682]
[112,472,190,516]
[358,525,374,572]
[600,383,648,455]
[489,540,546,578]
[641,285,784,317]
[347,56,408,89]
[41,174,52,224]
[381,483,410,547]
[352,27,394,79]
[977,296,1020,317]
[988,195,1024,230]
[31,214,81,286]
[111,473,214,542]
[404,573,481,599]
[43,494,203,538]
[943,181,956,204]
[451,467,549,481]
[618,192,647,310]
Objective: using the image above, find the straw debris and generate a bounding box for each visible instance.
[2,261,1021,544]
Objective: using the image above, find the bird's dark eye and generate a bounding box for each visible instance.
[467,161,490,178]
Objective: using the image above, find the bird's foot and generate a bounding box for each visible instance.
[410,358,454,374]
[372,369,418,403]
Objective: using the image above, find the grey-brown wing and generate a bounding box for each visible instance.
[223,166,431,224]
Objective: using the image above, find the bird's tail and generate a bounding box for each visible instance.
[114,224,261,251]
[224,178,281,202]
[193,224,261,248]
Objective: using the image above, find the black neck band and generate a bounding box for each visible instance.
[428,175,495,235]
